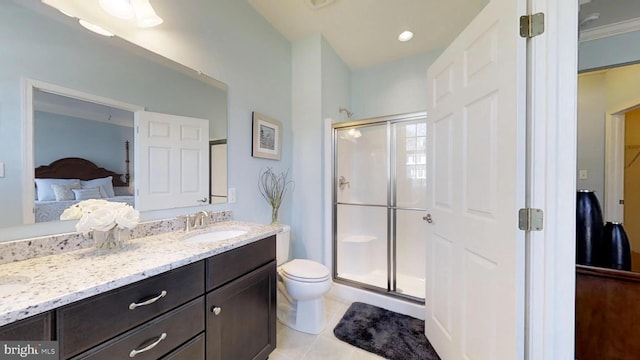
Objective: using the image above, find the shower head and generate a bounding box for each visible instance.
[339,107,353,119]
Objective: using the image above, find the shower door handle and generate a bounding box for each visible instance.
[423,214,433,223]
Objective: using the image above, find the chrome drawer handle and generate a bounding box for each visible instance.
[129,332,167,358]
[129,290,167,310]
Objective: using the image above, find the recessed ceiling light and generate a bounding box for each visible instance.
[78,19,115,37]
[398,30,414,42]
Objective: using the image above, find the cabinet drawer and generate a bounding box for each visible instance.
[206,236,275,291]
[0,312,54,341]
[59,261,204,358]
[161,333,205,360]
[73,297,204,360]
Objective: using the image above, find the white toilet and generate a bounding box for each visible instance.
[276,225,332,334]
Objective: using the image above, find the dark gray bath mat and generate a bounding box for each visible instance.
[333,302,441,360]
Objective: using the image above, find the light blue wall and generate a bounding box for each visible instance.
[579,31,640,71]
[34,112,133,178]
[350,50,442,120]
[291,35,323,261]
[290,36,350,263]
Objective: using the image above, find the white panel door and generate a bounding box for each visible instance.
[424,0,526,358]
[135,111,209,211]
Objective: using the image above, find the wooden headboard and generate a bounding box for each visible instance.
[35,157,129,187]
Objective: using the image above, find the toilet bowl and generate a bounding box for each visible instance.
[276,226,332,334]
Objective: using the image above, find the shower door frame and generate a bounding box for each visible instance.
[332,111,427,304]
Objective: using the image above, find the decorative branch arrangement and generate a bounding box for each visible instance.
[258,167,294,225]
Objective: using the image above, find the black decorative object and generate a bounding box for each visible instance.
[334,302,441,360]
[576,190,605,266]
[603,222,632,271]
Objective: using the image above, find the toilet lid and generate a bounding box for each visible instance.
[281,259,330,281]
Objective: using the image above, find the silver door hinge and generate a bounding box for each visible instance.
[519,208,543,231]
[520,13,545,38]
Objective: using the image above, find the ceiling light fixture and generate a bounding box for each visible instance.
[99,0,134,19]
[99,0,163,28]
[78,19,115,37]
[57,9,75,18]
[398,30,414,42]
[133,0,164,28]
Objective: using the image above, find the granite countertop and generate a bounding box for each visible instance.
[0,221,280,327]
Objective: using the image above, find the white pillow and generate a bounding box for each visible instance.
[81,177,115,198]
[51,183,82,201]
[72,187,102,200]
[35,178,81,201]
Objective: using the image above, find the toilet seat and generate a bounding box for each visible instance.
[280,259,330,283]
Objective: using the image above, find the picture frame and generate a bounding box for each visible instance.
[252,112,282,160]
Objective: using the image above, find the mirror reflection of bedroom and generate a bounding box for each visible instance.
[32,89,135,223]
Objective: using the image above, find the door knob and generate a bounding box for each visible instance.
[423,214,433,223]
[211,306,222,315]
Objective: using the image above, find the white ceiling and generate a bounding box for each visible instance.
[248,0,487,70]
[27,0,640,72]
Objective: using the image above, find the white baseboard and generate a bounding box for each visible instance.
[328,282,425,320]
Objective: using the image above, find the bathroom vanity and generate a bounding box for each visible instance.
[0,222,277,360]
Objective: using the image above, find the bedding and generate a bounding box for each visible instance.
[35,196,135,223]
[34,157,133,223]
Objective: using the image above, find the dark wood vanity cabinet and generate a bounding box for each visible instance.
[0,311,54,341]
[0,235,277,360]
[205,235,277,360]
[206,261,276,360]
[59,261,205,358]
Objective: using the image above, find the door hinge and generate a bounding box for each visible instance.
[520,13,545,38]
[519,208,543,231]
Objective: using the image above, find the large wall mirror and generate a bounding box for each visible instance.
[0,1,227,241]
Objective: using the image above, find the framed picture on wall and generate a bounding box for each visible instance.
[252,112,282,160]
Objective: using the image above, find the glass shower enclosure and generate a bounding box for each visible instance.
[333,112,427,302]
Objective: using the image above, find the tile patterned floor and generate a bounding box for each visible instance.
[269,295,386,360]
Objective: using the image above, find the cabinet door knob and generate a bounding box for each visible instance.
[198,197,208,203]
[211,306,222,315]
[423,214,433,223]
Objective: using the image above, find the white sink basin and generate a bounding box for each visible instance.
[0,276,30,296]
[183,228,249,244]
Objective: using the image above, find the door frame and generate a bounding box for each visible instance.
[604,99,640,223]
[527,0,578,358]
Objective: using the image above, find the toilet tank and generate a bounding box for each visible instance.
[276,225,291,266]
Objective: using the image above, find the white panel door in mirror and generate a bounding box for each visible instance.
[135,111,209,211]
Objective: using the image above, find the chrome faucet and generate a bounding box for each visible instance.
[193,210,210,229]
[177,214,194,232]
